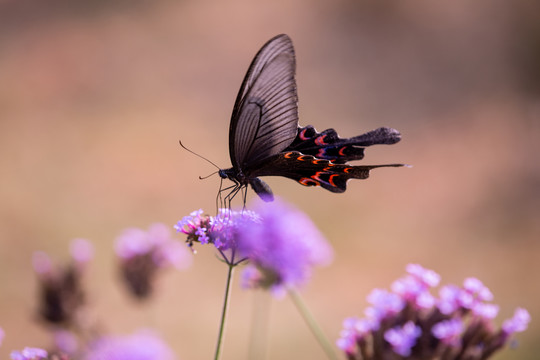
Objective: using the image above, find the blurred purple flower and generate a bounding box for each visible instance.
[472,302,499,319]
[337,264,530,360]
[392,264,439,309]
[0,326,4,347]
[83,330,176,360]
[364,289,404,326]
[406,263,440,287]
[32,241,90,325]
[10,347,48,360]
[236,198,333,297]
[115,223,192,299]
[463,277,493,302]
[54,330,79,355]
[432,318,464,346]
[437,284,462,315]
[115,223,191,269]
[502,308,531,335]
[384,321,421,357]
[32,251,54,276]
[69,238,94,266]
[336,317,376,355]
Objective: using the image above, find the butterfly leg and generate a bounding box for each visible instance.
[223,183,244,210]
[242,185,248,210]
[217,182,237,212]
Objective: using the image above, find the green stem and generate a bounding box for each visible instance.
[288,288,339,360]
[214,262,235,360]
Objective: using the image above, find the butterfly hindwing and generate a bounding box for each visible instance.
[286,125,402,164]
[229,34,298,169]
[246,151,403,193]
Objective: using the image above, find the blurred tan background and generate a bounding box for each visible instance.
[1,0,539,359]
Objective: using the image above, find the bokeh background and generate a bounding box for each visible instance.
[1,0,539,359]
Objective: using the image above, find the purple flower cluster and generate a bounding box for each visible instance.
[337,264,530,360]
[176,199,333,297]
[174,209,260,252]
[83,330,176,360]
[10,347,48,360]
[115,223,192,269]
[32,239,93,325]
[2,328,69,360]
[115,223,192,299]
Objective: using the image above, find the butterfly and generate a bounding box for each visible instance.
[218,34,404,203]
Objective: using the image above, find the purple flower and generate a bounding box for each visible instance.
[115,223,192,299]
[472,302,499,319]
[174,209,204,236]
[337,264,530,360]
[70,238,94,266]
[336,333,356,355]
[502,308,530,334]
[406,263,440,287]
[207,209,260,251]
[432,318,464,346]
[54,330,79,355]
[391,265,440,310]
[437,284,462,315]
[84,330,176,360]
[336,318,361,354]
[336,317,376,354]
[236,198,333,296]
[115,223,191,269]
[10,348,48,360]
[365,289,404,325]
[175,208,260,252]
[115,228,152,259]
[384,321,422,357]
[0,326,5,347]
[463,277,493,302]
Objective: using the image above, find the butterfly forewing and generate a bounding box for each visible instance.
[229,34,298,169]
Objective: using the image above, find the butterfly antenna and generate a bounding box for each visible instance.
[179,140,221,170]
[199,171,219,180]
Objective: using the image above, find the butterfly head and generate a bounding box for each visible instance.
[218,167,242,182]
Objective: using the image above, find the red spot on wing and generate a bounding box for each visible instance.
[328,174,339,187]
[299,177,319,187]
[315,135,327,146]
[299,128,309,141]
[338,146,347,156]
[311,171,339,188]
[312,171,324,182]
[284,152,295,159]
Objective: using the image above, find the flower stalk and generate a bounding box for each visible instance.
[214,258,236,360]
[289,288,339,360]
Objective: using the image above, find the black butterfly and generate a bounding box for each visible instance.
[218,34,404,203]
